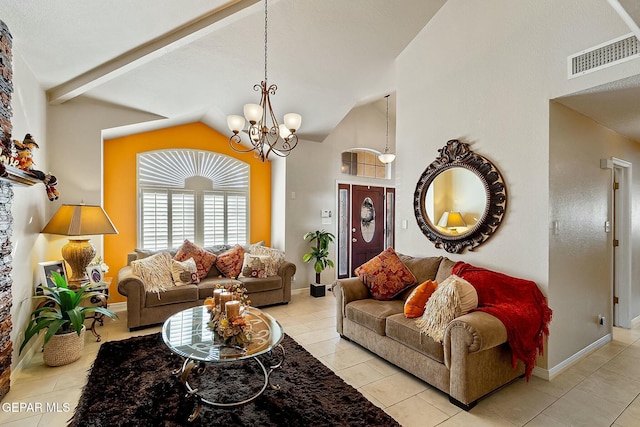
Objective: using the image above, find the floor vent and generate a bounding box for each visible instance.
[569,33,639,78]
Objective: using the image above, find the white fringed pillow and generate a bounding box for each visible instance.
[416,274,478,343]
[131,252,173,294]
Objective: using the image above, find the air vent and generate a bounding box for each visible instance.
[568,33,639,78]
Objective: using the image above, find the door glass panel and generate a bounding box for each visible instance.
[338,188,349,277]
[385,190,394,248]
[361,197,375,243]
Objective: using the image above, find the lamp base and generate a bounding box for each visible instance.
[61,238,95,288]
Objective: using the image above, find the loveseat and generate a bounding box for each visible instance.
[334,253,538,410]
[118,250,296,330]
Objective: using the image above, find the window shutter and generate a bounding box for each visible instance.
[227,193,247,245]
[171,191,195,247]
[141,190,169,250]
[203,192,226,246]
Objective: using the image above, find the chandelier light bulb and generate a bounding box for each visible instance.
[227,115,245,133]
[278,124,290,140]
[243,103,263,123]
[283,113,302,132]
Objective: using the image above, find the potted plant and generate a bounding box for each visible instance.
[19,271,117,366]
[302,230,335,293]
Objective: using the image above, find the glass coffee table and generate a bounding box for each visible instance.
[162,305,284,421]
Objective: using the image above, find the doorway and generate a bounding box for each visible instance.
[337,184,395,278]
[611,157,632,328]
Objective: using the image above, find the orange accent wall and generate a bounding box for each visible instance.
[104,122,271,303]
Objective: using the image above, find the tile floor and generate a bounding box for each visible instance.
[1,290,640,426]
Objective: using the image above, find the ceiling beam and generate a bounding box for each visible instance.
[607,0,640,40]
[46,0,260,104]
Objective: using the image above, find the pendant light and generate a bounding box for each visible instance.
[378,94,395,164]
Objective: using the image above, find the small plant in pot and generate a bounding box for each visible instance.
[302,230,335,285]
[19,271,117,366]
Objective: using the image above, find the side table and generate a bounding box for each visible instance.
[85,277,111,342]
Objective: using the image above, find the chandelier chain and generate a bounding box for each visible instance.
[385,94,390,151]
[264,0,268,83]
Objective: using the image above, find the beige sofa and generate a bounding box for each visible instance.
[118,251,296,330]
[334,254,525,410]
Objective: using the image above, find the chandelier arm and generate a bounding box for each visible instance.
[229,133,261,154]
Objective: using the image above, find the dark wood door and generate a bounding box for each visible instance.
[351,185,385,274]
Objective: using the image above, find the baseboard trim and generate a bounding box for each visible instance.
[540,333,612,380]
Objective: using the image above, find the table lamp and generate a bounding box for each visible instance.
[437,211,467,233]
[41,204,118,288]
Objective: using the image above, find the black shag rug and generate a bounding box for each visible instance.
[70,333,399,426]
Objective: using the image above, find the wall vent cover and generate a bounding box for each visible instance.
[569,33,639,78]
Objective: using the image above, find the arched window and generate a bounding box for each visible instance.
[137,150,249,250]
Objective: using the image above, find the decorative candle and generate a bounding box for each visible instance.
[213,289,223,310]
[226,300,241,319]
[220,292,233,312]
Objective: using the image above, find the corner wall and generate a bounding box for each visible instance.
[549,101,640,367]
[104,122,272,303]
[394,0,638,373]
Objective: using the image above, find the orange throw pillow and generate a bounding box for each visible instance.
[354,247,417,300]
[404,280,438,318]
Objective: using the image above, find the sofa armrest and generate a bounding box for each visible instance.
[117,265,147,329]
[277,261,296,303]
[332,278,370,335]
[443,311,507,369]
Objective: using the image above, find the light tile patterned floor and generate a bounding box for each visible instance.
[1,291,640,426]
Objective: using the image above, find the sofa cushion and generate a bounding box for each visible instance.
[386,313,445,363]
[435,257,457,284]
[416,275,478,343]
[239,276,282,293]
[170,258,198,286]
[145,285,199,308]
[197,278,244,299]
[355,248,417,300]
[404,280,438,318]
[215,244,246,278]
[345,299,404,336]
[397,254,443,284]
[174,240,218,280]
[130,252,173,294]
[240,253,268,278]
[250,246,285,276]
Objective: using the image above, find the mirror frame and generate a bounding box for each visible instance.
[413,140,506,253]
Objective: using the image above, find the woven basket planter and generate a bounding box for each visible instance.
[43,326,85,367]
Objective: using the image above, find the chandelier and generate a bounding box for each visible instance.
[227,0,302,161]
[378,94,396,164]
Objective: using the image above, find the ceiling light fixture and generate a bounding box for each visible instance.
[378,94,395,164]
[227,0,301,161]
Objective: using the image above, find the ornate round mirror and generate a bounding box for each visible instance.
[414,140,506,253]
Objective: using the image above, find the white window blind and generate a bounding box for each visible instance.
[137,150,249,250]
[141,190,169,250]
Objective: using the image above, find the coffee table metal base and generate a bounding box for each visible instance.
[175,344,285,422]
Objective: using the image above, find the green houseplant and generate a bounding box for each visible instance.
[19,271,117,366]
[302,230,335,284]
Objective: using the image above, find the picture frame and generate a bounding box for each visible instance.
[38,260,67,288]
[86,265,104,285]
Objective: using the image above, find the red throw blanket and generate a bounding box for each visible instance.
[452,262,552,380]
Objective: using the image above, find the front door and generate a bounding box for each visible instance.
[351,185,385,275]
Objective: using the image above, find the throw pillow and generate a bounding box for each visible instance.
[354,247,417,300]
[170,258,199,286]
[240,253,268,278]
[416,275,478,342]
[174,240,217,280]
[403,280,438,318]
[250,245,285,276]
[130,252,173,294]
[215,244,246,279]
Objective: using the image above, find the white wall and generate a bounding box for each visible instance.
[395,0,639,372]
[285,101,396,289]
[9,51,49,370]
[44,98,161,264]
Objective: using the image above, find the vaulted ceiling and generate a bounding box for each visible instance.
[0,0,446,142]
[1,0,639,143]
